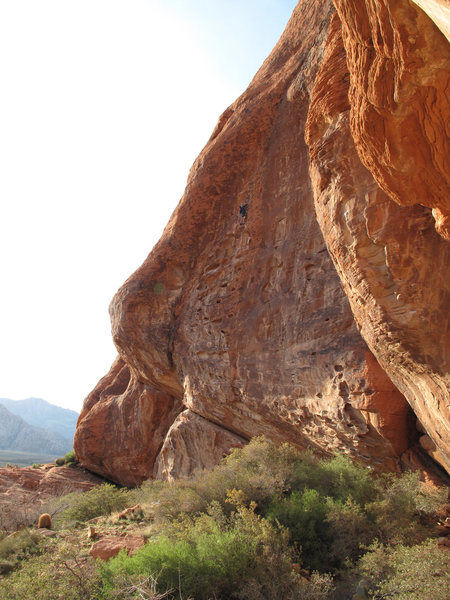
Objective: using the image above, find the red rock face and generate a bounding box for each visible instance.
[153,410,247,480]
[305,6,450,472]
[74,0,450,484]
[333,0,450,240]
[74,356,183,487]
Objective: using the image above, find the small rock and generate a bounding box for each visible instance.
[89,535,146,561]
[117,504,142,520]
[0,561,15,575]
[37,529,58,537]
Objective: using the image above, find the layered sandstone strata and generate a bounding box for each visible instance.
[75,0,449,484]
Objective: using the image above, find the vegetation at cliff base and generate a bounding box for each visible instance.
[0,438,448,599]
[60,483,131,524]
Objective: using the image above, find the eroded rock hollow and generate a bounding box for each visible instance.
[74,0,450,486]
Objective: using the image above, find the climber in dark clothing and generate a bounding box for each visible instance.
[239,203,248,218]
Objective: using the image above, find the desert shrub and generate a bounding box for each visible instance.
[0,504,44,533]
[136,439,444,577]
[267,492,379,573]
[267,454,445,572]
[366,471,445,545]
[237,570,335,600]
[200,437,304,508]
[143,440,377,525]
[289,454,377,506]
[265,460,379,572]
[356,538,450,599]
[36,489,88,529]
[297,572,335,600]
[0,537,101,600]
[103,535,251,599]
[100,494,304,600]
[55,449,76,466]
[266,488,331,571]
[63,449,76,464]
[61,483,131,523]
[136,478,206,528]
[101,573,174,600]
[325,498,376,568]
[0,528,41,561]
[138,438,317,529]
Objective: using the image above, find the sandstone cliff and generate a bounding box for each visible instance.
[74,0,449,486]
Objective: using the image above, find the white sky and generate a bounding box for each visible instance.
[0,0,297,413]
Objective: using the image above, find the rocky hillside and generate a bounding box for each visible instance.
[0,404,72,455]
[74,0,449,487]
[0,462,104,531]
[0,397,78,442]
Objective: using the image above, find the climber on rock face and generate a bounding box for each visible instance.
[239,203,248,218]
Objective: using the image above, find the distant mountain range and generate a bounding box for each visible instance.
[0,398,78,456]
[0,397,78,441]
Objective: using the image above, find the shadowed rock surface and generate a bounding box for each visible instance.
[74,0,449,485]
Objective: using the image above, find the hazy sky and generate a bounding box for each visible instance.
[0,0,297,412]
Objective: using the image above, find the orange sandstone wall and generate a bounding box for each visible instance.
[74,0,449,485]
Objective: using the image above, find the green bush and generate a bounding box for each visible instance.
[0,538,101,600]
[366,471,445,545]
[268,490,378,573]
[136,437,309,534]
[63,449,76,464]
[266,488,331,571]
[136,478,206,529]
[325,498,375,567]
[267,492,380,573]
[356,538,450,599]
[61,483,131,523]
[238,570,335,600]
[264,453,380,572]
[100,494,304,600]
[289,454,377,505]
[55,449,76,467]
[135,438,444,578]
[204,437,305,509]
[0,529,41,562]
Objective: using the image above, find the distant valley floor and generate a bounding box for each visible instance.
[0,450,60,467]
